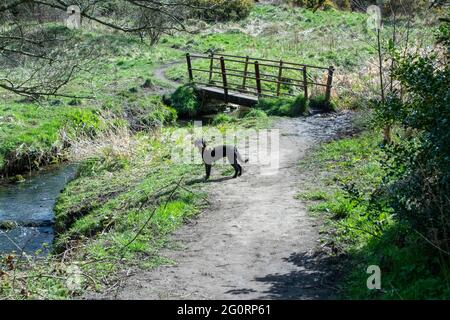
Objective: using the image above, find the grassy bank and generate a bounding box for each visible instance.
[298,124,450,299]
[0,101,103,178]
[0,111,269,299]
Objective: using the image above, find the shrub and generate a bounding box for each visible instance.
[192,0,254,22]
[374,15,450,256]
[289,0,336,10]
[212,113,236,125]
[65,109,102,137]
[255,95,308,117]
[309,95,336,112]
[126,96,177,129]
[291,95,309,116]
[168,84,200,118]
[243,109,268,119]
[141,105,177,127]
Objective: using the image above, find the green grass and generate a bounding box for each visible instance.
[300,128,450,299]
[296,190,330,201]
[0,101,102,177]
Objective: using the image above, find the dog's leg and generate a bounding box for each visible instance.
[232,163,239,178]
[205,164,211,181]
[238,164,242,176]
[231,154,239,178]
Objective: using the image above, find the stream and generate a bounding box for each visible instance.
[0,165,77,254]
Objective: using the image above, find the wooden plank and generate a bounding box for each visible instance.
[198,86,258,107]
[208,52,214,83]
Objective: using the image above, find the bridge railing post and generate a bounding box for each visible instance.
[242,55,249,90]
[208,52,214,84]
[303,66,308,99]
[325,66,334,103]
[220,56,228,103]
[186,53,193,82]
[276,60,283,96]
[255,61,262,97]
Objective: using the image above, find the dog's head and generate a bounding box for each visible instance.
[193,138,206,149]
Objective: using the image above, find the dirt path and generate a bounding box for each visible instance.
[102,113,354,300]
[153,60,183,93]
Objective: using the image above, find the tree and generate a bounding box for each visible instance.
[375,10,449,251]
[0,0,204,99]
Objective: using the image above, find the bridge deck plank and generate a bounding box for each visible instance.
[198,86,259,107]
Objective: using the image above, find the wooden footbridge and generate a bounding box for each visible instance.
[185,52,335,107]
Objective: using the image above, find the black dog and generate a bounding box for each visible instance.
[194,138,248,181]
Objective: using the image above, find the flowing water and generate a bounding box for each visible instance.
[0,165,76,254]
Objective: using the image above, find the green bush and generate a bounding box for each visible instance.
[374,17,450,248]
[255,95,308,117]
[168,84,200,118]
[66,109,102,137]
[243,109,268,120]
[142,105,177,127]
[309,95,336,112]
[192,0,254,22]
[125,96,177,129]
[212,113,236,125]
[289,0,336,10]
[291,96,309,116]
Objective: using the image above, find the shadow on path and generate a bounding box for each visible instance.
[252,251,346,299]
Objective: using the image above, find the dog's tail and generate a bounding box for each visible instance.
[235,147,249,163]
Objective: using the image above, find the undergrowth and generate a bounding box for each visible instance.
[299,128,450,299]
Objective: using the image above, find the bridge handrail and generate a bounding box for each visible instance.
[186,52,335,103]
